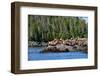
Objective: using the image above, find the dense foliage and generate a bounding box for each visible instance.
[28,15,88,42]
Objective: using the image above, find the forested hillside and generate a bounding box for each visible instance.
[28,15,88,42]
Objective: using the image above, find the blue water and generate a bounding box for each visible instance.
[28,47,88,61]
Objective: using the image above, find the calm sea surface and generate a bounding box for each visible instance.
[28,47,88,61]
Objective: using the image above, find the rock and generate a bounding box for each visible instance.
[41,38,88,53]
[56,44,69,52]
[42,46,58,53]
[74,45,88,53]
[41,42,48,46]
[42,44,78,53]
[28,41,38,47]
[42,44,69,53]
[48,39,64,46]
[29,38,88,53]
[28,41,48,47]
[66,45,75,52]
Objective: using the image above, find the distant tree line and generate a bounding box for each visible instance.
[28,15,88,42]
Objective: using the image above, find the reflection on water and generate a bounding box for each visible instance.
[28,47,88,61]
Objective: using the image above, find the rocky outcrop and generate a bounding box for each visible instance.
[28,41,48,47]
[42,38,87,53]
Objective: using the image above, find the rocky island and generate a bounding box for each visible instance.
[42,38,87,53]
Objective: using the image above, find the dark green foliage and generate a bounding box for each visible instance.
[28,15,88,42]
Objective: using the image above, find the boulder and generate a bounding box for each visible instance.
[56,44,69,52]
[66,45,75,52]
[74,45,88,53]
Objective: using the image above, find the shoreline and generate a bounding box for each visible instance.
[28,38,87,53]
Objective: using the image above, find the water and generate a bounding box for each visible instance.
[28,47,88,61]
